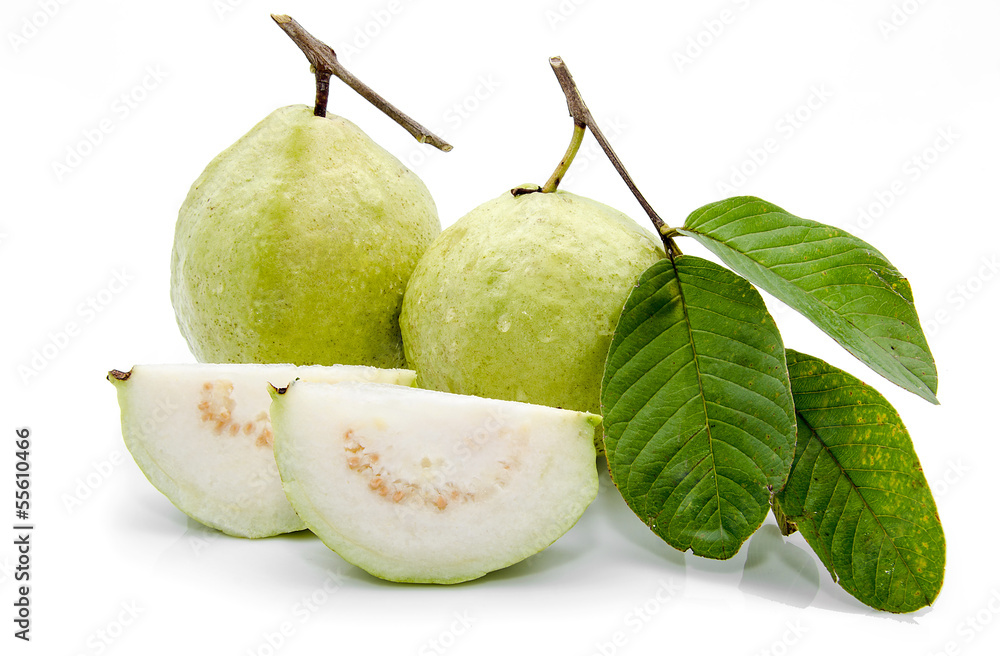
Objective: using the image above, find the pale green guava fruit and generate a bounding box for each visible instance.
[399,188,663,438]
[171,104,440,368]
[270,380,600,584]
[108,363,416,538]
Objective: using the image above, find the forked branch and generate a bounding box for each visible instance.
[547,56,677,256]
[272,14,452,152]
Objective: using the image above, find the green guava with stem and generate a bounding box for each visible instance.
[400,186,663,425]
[171,105,440,367]
[171,17,452,368]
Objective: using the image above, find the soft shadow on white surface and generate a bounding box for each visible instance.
[115,482,191,541]
[592,462,925,619]
[117,465,921,621]
[739,523,821,608]
[740,523,923,621]
[476,540,591,584]
[594,461,687,570]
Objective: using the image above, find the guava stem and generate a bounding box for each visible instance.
[547,56,678,256]
[313,70,332,117]
[271,14,453,152]
[542,123,586,193]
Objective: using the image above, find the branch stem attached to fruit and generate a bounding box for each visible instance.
[547,56,678,256]
[313,70,332,118]
[271,14,452,152]
[542,123,586,193]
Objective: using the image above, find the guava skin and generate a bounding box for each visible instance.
[171,105,440,367]
[400,188,664,427]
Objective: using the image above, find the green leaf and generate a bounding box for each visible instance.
[678,196,938,404]
[774,350,946,613]
[602,255,796,559]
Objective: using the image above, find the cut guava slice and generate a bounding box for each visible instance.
[108,364,416,538]
[269,380,601,584]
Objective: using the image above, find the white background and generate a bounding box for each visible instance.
[2,0,999,654]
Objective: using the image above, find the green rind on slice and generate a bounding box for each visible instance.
[270,381,600,583]
[109,363,416,538]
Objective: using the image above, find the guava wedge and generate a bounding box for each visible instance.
[269,381,601,583]
[108,364,416,538]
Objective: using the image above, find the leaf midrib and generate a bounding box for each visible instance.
[681,226,936,402]
[687,226,885,339]
[671,256,728,558]
[794,409,932,605]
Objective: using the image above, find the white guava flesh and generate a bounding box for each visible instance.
[270,381,601,584]
[109,364,416,538]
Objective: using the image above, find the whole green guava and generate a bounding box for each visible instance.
[171,105,440,367]
[400,188,664,426]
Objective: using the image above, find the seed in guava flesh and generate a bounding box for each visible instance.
[108,363,416,538]
[270,380,601,583]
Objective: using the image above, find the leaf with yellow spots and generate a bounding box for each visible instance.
[773,350,945,613]
[678,197,938,404]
